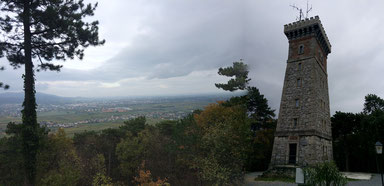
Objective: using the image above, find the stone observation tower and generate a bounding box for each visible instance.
[270,16,332,167]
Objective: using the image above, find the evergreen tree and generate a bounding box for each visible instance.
[215,59,250,91]
[216,61,275,128]
[364,94,384,114]
[0,1,104,185]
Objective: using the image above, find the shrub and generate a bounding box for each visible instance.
[303,161,347,186]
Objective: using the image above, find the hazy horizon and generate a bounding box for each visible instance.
[0,90,243,99]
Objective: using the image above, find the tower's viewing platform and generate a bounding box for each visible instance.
[284,16,331,55]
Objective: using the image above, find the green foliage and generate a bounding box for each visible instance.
[331,112,361,140]
[331,112,363,171]
[192,103,250,185]
[4,122,49,185]
[73,131,104,185]
[364,94,384,114]
[121,116,147,135]
[38,161,80,186]
[215,60,251,91]
[99,128,126,179]
[223,86,276,171]
[225,86,275,127]
[134,161,170,186]
[116,126,173,184]
[331,94,384,172]
[1,109,276,186]
[116,130,150,183]
[116,118,197,185]
[246,87,275,122]
[158,115,202,185]
[36,128,81,186]
[244,126,276,171]
[215,61,276,173]
[156,120,178,136]
[93,172,113,186]
[303,162,347,186]
[72,129,124,184]
[91,154,113,186]
[0,135,24,185]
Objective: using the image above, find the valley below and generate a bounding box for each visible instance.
[0,93,231,137]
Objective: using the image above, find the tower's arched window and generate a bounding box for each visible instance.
[298,44,304,54]
[298,63,302,70]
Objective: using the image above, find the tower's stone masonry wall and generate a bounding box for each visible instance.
[297,136,332,165]
[275,56,330,137]
[270,16,332,168]
[270,136,288,165]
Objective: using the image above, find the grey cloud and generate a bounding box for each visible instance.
[30,0,247,83]
[95,0,246,80]
[2,0,384,115]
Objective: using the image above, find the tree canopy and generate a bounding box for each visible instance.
[215,60,250,91]
[0,0,105,71]
[363,94,384,114]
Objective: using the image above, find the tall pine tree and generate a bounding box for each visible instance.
[0,0,104,185]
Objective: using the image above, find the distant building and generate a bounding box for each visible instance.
[270,16,332,167]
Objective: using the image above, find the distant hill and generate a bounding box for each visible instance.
[0,92,76,105]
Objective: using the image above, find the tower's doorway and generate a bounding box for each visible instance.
[288,143,297,164]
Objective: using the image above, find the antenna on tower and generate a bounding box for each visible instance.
[290,4,303,21]
[306,0,312,18]
[290,1,312,21]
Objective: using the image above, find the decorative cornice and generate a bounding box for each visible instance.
[284,16,332,55]
[275,129,332,140]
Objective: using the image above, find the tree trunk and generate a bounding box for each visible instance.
[343,136,349,171]
[345,152,349,171]
[22,1,38,186]
[108,150,111,177]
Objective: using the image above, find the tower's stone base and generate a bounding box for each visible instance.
[270,135,332,167]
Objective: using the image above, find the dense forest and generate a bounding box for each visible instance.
[332,94,384,173]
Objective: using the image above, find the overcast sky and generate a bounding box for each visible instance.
[1,0,384,114]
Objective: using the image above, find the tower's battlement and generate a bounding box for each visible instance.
[284,16,331,55]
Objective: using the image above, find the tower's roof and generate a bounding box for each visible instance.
[284,16,331,54]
